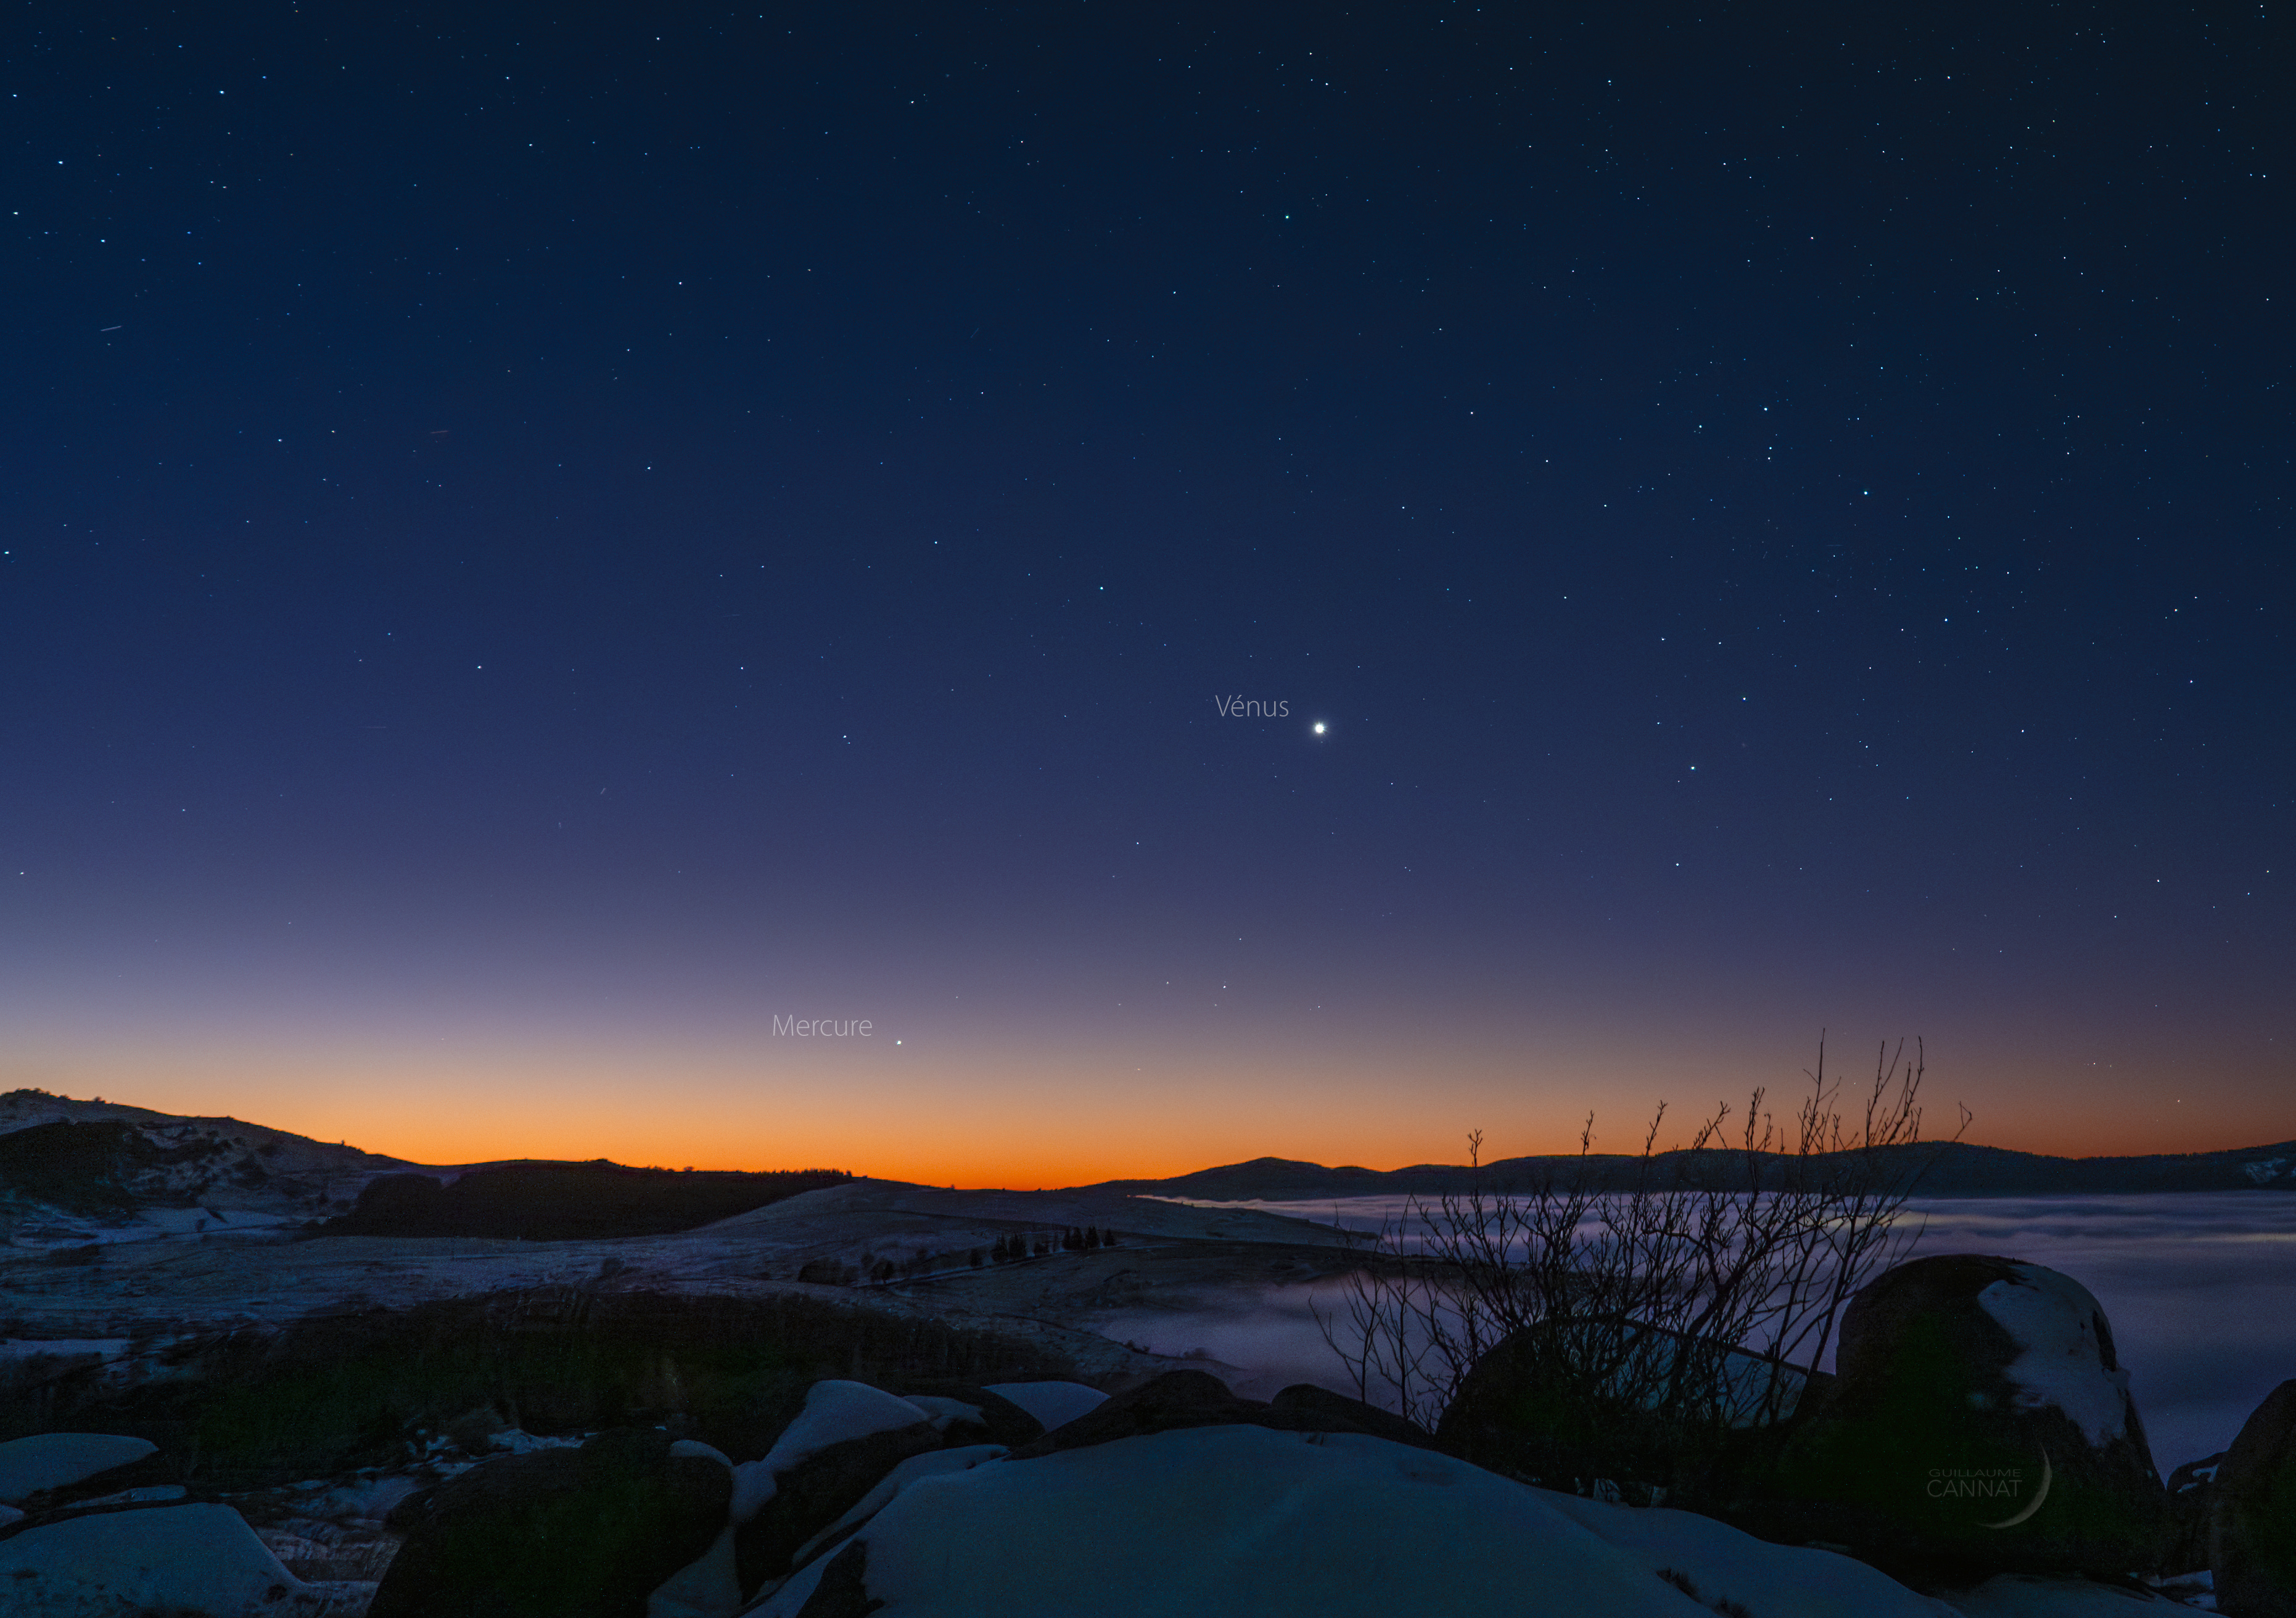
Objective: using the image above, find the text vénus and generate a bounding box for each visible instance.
[1214,696,1289,717]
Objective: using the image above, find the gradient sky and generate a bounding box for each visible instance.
[3,4,2288,1185]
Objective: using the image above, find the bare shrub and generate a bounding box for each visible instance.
[1316,1037,1964,1437]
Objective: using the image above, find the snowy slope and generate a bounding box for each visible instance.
[744,1425,1970,1618]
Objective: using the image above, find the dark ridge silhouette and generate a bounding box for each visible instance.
[319,1160,852,1241]
[1083,1140,2296,1202]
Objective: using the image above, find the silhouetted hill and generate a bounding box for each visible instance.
[1084,1140,2296,1201]
[319,1159,854,1240]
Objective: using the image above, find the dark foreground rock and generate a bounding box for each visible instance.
[2165,1450,2226,1577]
[0,1501,329,1615]
[734,1419,943,1597]
[1771,1254,2168,1581]
[881,1380,1046,1448]
[370,1426,730,1617]
[1433,1318,1810,1506]
[1004,1368,1440,1460]
[793,1537,883,1617]
[2213,1379,2296,1618]
[1270,1382,1444,1450]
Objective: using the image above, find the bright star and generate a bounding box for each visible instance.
[1312,723,1327,735]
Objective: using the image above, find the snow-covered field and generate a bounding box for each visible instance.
[1108,1193,2296,1474]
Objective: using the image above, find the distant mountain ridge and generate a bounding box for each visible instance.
[0,1090,848,1246]
[6,1091,2289,1244]
[1084,1139,2296,1202]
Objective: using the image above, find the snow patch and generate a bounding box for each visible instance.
[0,1501,328,1616]
[0,1338,133,1366]
[1541,1489,1966,1618]
[485,1427,586,1456]
[746,1425,1962,1618]
[982,1380,1107,1432]
[63,1484,187,1509]
[788,1443,1008,1569]
[1978,1265,2132,1446]
[729,1380,932,1523]
[0,1432,158,1503]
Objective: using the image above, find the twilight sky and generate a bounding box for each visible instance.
[3,4,2288,1185]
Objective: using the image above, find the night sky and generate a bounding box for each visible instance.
[4,4,2288,1185]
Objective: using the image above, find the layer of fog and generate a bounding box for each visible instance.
[1097,1192,2296,1475]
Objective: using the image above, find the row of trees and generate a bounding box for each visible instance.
[981,1226,1120,1265]
[791,1226,1127,1286]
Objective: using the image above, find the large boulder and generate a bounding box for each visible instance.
[885,1381,1046,1448]
[0,1501,328,1616]
[1270,1382,1444,1452]
[368,1425,730,1617]
[781,1443,1010,1574]
[734,1423,942,1596]
[2213,1379,2296,1617]
[1003,1370,1442,1460]
[1772,1254,2167,1581]
[746,1423,1964,1618]
[730,1381,945,1597]
[1434,1320,1810,1505]
[0,1433,158,1503]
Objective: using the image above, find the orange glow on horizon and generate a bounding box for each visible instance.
[7,1017,2289,1187]
[10,1079,2289,1190]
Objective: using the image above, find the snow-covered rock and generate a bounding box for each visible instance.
[787,1443,1006,1569]
[1776,1254,2168,1580]
[0,1501,329,1616]
[730,1381,934,1522]
[1977,1266,2135,1447]
[1541,1488,1967,1618]
[728,1382,944,1598]
[0,1431,157,1503]
[744,1424,1965,1617]
[903,1395,984,1432]
[981,1380,1106,1433]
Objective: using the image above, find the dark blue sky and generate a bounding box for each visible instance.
[3,3,2287,1178]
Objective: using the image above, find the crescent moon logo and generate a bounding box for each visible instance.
[1980,1448,2052,1529]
